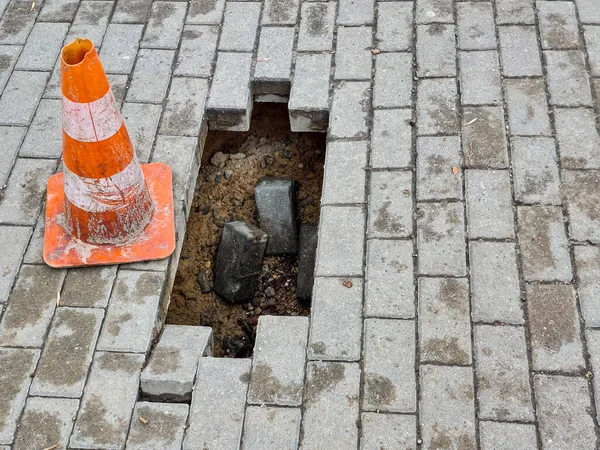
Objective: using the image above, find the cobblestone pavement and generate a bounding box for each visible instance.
[0,0,600,448]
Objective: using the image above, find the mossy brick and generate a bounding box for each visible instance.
[126,402,189,450]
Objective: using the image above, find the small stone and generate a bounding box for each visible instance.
[230,153,246,160]
[268,298,277,306]
[255,307,262,314]
[298,163,304,168]
[265,287,276,298]
[290,312,299,316]
[224,169,233,179]
[215,175,222,183]
[211,152,229,168]
[197,270,211,293]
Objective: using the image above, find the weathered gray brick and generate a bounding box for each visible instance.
[335,26,372,80]
[70,352,144,449]
[301,362,360,450]
[496,0,535,24]
[365,239,414,319]
[504,78,552,136]
[363,319,416,412]
[376,2,413,51]
[419,278,471,365]
[575,246,600,327]
[0,226,30,304]
[417,136,463,201]
[100,24,144,74]
[22,211,45,264]
[262,0,299,25]
[474,325,534,421]
[585,26,600,76]
[466,170,514,239]
[15,22,68,71]
[374,53,412,108]
[243,407,301,450]
[254,27,295,95]
[462,106,508,168]
[577,0,600,24]
[470,242,523,324]
[308,277,363,361]
[38,0,79,21]
[330,81,370,139]
[0,45,20,94]
[112,0,153,23]
[0,0,39,44]
[562,170,600,243]
[499,26,542,76]
[420,366,477,450]
[555,108,600,169]
[0,126,25,187]
[360,413,416,450]
[321,141,367,205]
[338,0,373,25]
[368,171,412,238]
[586,330,600,421]
[174,25,219,78]
[66,1,112,47]
[127,402,189,450]
[60,266,118,308]
[417,78,459,135]
[122,102,163,163]
[459,51,502,105]
[457,2,496,50]
[417,24,456,77]
[19,98,61,158]
[219,2,261,52]
[479,421,538,450]
[545,50,593,106]
[107,73,127,108]
[511,136,561,204]
[417,202,467,276]
[141,2,187,49]
[127,49,175,103]
[539,1,579,50]
[0,71,49,126]
[160,77,208,136]
[187,0,225,25]
[371,109,413,169]
[416,0,453,24]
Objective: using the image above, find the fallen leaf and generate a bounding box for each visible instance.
[342,280,353,288]
[256,57,271,62]
[139,416,148,424]
[30,1,35,11]
[452,166,459,175]
[585,371,594,379]
[465,118,478,126]
[403,189,410,196]
[371,48,381,55]
[204,261,211,269]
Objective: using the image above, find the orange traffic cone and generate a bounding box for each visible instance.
[43,38,175,267]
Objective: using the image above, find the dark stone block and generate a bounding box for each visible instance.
[297,224,318,302]
[213,221,268,303]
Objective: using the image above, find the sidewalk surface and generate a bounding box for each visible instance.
[1,0,600,448]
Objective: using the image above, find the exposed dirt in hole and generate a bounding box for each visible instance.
[167,103,326,357]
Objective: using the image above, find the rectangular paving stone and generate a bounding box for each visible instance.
[0,265,65,348]
[518,206,572,281]
[500,25,542,76]
[70,352,145,450]
[417,202,467,276]
[420,365,477,450]
[470,242,523,324]
[112,0,153,23]
[366,239,414,319]
[38,0,79,21]
[417,136,463,201]
[575,246,600,327]
[262,0,299,25]
[371,109,413,169]
[373,53,412,108]
[160,77,208,136]
[338,0,373,25]
[30,307,104,398]
[586,330,600,422]
[419,278,471,365]
[127,402,188,450]
[0,348,40,445]
[0,226,30,304]
[301,362,360,450]
[97,270,164,353]
[417,78,459,135]
[296,2,336,51]
[496,0,535,24]
[0,126,25,187]
[329,81,370,139]
[100,24,145,74]
[122,102,163,163]
[107,74,127,108]
[60,266,118,308]
[562,170,600,243]
[577,0,600,24]
[535,375,597,450]
[360,413,416,450]
[376,2,413,51]
[527,284,585,372]
[459,51,502,105]
[335,26,372,80]
[0,45,20,95]
[15,22,68,71]
[0,0,40,44]
[462,106,508,168]
[511,136,561,204]
[254,27,295,94]
[479,422,538,450]
[218,2,261,52]
[504,78,552,136]
[66,1,113,47]
[19,98,61,158]
[321,141,367,205]
[545,51,593,106]
[368,170,412,238]
[416,0,453,24]
[0,71,49,125]
[174,25,219,78]
[187,0,225,25]
[474,325,534,422]
[127,49,175,103]
[585,26,600,76]
[457,2,496,50]
[242,407,301,450]
[555,108,600,169]
[538,1,579,50]
[22,211,45,264]
[308,277,363,361]
[363,319,416,412]
[141,1,187,49]
[417,24,456,77]
[184,358,250,450]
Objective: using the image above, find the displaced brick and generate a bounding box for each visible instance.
[368,170,412,238]
[0,71,49,126]
[127,403,188,450]
[376,2,413,51]
[297,224,318,301]
[575,246,600,327]
[160,77,208,136]
[371,109,413,169]
[417,136,463,201]
[545,50,593,106]
[373,53,412,108]
[479,422,538,450]
[175,25,219,78]
[219,2,261,52]
[254,27,295,95]
[457,2,496,50]
[499,26,542,76]
[330,81,370,139]
[141,1,187,49]
[360,413,417,450]
[335,26,372,80]
[462,106,508,168]
[127,49,176,103]
[504,78,552,136]
[242,407,301,450]
[417,24,456,77]
[0,226,31,304]
[321,141,367,205]
[15,22,68,71]
[459,51,502,105]
[554,108,600,169]
[562,170,600,243]
[100,24,145,74]
[417,78,459,135]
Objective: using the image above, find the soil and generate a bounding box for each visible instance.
[167,103,326,357]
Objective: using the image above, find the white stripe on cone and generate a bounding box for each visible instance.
[62,89,122,142]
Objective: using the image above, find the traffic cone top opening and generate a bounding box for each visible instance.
[62,38,93,66]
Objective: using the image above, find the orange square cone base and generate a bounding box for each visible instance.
[43,162,176,268]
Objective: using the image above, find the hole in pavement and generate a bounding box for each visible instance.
[167,103,325,358]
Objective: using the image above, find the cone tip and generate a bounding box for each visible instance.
[62,38,94,67]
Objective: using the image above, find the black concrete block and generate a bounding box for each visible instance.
[297,224,318,302]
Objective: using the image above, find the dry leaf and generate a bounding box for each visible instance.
[30,1,35,11]
[342,280,353,288]
[465,118,478,126]
[403,189,410,196]
[452,167,459,175]
[139,416,148,425]
[371,49,381,55]
[204,261,211,269]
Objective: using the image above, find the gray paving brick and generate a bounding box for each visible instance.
[330,81,370,139]
[535,375,597,450]
[107,73,128,107]
[511,136,561,204]
[219,2,260,52]
[417,24,456,77]
[575,246,600,327]
[363,319,416,412]
[97,270,164,353]
[555,108,600,169]
[417,78,459,135]
[577,0,600,24]
[417,202,467,276]
[0,348,40,445]
[254,27,295,95]
[127,402,188,450]
[504,78,552,136]
[457,2,496,50]
[518,206,572,281]
[0,71,49,126]
[470,242,523,324]
[335,26,372,80]
[562,170,600,243]
[0,45,20,95]
[187,0,225,24]
[66,1,113,47]
[302,362,360,450]
[127,49,175,103]
[420,365,477,450]
[242,407,301,450]
[462,106,508,168]
[297,2,336,51]
[474,325,534,422]
[112,0,153,23]
[160,77,208,136]
[338,0,373,25]
[141,2,187,49]
[459,51,502,105]
[0,126,25,187]
[0,226,30,304]
[262,0,299,25]
[538,1,579,50]
[527,284,585,372]
[0,0,39,44]
[308,277,363,361]
[19,98,61,158]
[376,2,413,52]
[416,0,453,24]
[545,51,593,106]
[371,109,413,169]
[479,421,538,450]
[360,413,416,450]
[496,0,535,24]
[368,170,412,238]
[586,330,600,421]
[184,358,250,450]
[15,22,68,71]
[71,352,144,450]
[38,0,79,21]
[499,26,542,76]
[321,141,367,205]
[417,136,463,201]
[365,239,414,319]
[31,307,103,398]
[22,211,45,264]
[0,158,57,225]
[174,25,219,78]
[42,59,61,99]
[466,170,514,239]
[60,266,118,308]
[374,53,412,108]
[100,24,144,74]
[122,102,163,163]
